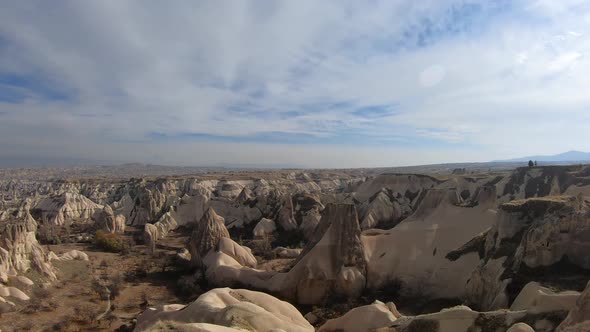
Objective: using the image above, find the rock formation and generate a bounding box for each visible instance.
[317,300,401,332]
[278,194,298,231]
[235,187,253,204]
[153,211,178,239]
[144,223,159,255]
[134,287,314,332]
[128,186,166,225]
[557,281,590,332]
[33,192,103,225]
[95,205,125,233]
[292,193,324,239]
[187,208,230,267]
[511,282,579,314]
[199,203,367,305]
[48,249,89,261]
[253,218,276,237]
[463,196,590,310]
[0,221,56,281]
[508,323,535,332]
[216,237,257,268]
[362,188,496,299]
[359,188,412,230]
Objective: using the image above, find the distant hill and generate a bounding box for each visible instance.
[494,150,590,163]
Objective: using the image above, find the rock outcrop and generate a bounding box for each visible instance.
[216,237,257,268]
[143,223,159,255]
[557,281,590,332]
[278,194,298,231]
[389,305,528,332]
[128,186,166,225]
[48,249,89,261]
[283,203,367,304]
[134,287,314,332]
[464,196,590,310]
[0,222,56,281]
[33,192,103,225]
[187,208,230,267]
[95,205,125,233]
[508,323,535,332]
[317,300,401,332]
[511,282,579,314]
[292,193,324,239]
[362,188,496,299]
[253,218,276,237]
[153,211,178,239]
[359,188,412,230]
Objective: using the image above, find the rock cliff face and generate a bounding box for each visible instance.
[292,193,324,238]
[362,188,496,299]
[498,165,590,202]
[0,221,56,281]
[463,195,590,310]
[359,188,413,230]
[128,186,166,225]
[187,208,230,267]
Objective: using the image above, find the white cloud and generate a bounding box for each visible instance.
[0,0,590,167]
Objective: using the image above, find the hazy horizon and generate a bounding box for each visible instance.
[1,1,590,168]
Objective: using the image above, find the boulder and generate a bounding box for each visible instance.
[508,323,535,332]
[217,237,257,268]
[48,249,89,261]
[253,218,276,237]
[317,300,401,332]
[0,284,29,301]
[389,305,527,332]
[274,247,302,258]
[511,282,579,314]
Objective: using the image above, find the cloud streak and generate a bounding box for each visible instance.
[0,0,589,167]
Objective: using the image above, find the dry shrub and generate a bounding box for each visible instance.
[94,230,133,253]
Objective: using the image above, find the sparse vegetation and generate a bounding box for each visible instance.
[94,230,134,253]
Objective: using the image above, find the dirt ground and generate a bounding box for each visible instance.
[0,230,189,332]
[0,226,300,332]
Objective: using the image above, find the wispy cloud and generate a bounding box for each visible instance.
[0,0,589,167]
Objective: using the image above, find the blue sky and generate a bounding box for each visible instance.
[0,0,589,167]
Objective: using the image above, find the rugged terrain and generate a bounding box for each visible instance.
[1,164,590,331]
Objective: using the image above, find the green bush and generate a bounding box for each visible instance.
[94,230,132,253]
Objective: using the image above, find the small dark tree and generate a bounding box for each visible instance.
[528,160,534,168]
[534,160,538,166]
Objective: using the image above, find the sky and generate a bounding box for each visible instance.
[1,0,590,168]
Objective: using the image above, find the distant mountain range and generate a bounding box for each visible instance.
[494,150,590,163]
